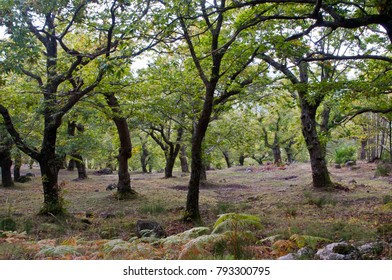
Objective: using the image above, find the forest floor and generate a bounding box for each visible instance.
[1,161,392,259]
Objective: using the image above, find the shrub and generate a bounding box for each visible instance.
[334,146,357,165]
[0,217,17,231]
[375,163,392,177]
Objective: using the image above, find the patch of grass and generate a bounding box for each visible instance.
[215,201,237,214]
[284,207,298,218]
[377,223,392,239]
[0,243,34,260]
[382,195,392,205]
[139,200,166,215]
[375,163,392,177]
[303,191,336,208]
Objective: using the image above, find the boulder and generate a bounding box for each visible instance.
[136,220,166,238]
[316,242,361,260]
[358,242,384,259]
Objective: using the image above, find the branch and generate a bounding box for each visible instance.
[0,104,41,160]
[259,53,300,84]
[148,127,167,152]
[58,2,87,40]
[214,47,260,105]
[300,54,392,64]
[179,17,208,85]
[339,107,392,124]
[55,68,106,123]
[20,68,43,87]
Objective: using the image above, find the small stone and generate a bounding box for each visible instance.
[100,212,116,219]
[106,183,117,191]
[345,161,356,167]
[334,164,341,169]
[94,168,113,175]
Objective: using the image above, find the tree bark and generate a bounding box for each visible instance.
[284,140,295,164]
[149,125,183,178]
[272,146,282,165]
[239,154,245,166]
[74,154,87,180]
[13,150,22,182]
[186,87,214,222]
[67,159,75,171]
[140,139,150,173]
[0,149,13,187]
[222,150,232,168]
[38,124,64,214]
[299,99,333,188]
[105,93,135,198]
[180,145,189,173]
[67,121,87,179]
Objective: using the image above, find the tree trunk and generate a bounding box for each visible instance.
[164,152,177,178]
[74,154,87,180]
[360,139,367,160]
[38,130,63,215]
[300,100,333,189]
[67,159,75,171]
[0,149,13,187]
[272,146,282,165]
[239,154,245,166]
[285,140,295,164]
[13,150,22,182]
[222,150,232,168]
[180,145,189,173]
[389,119,392,162]
[185,87,214,222]
[140,140,150,173]
[105,93,136,198]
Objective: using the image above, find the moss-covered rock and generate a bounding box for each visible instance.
[36,245,80,258]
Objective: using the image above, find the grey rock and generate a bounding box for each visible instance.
[136,220,166,238]
[335,164,342,169]
[106,183,117,191]
[316,242,360,260]
[278,253,297,260]
[297,247,316,259]
[345,161,356,167]
[358,242,386,259]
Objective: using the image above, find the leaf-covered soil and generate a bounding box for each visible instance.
[1,162,392,259]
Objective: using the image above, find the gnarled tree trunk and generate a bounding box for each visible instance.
[105,93,136,198]
[299,99,333,188]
